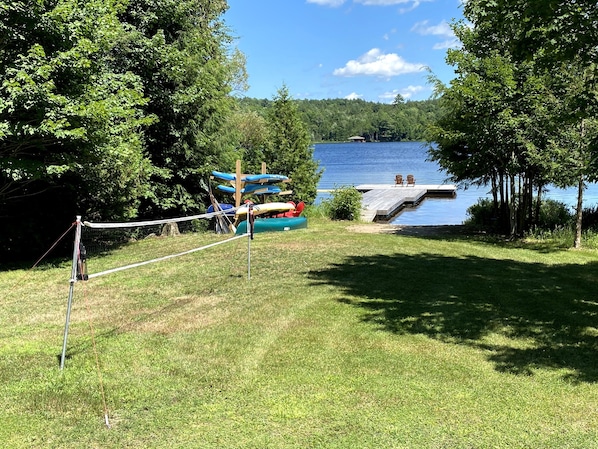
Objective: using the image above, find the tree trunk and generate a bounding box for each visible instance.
[574,119,587,249]
[509,174,517,237]
[518,175,527,233]
[491,173,498,210]
[161,222,180,237]
[574,174,584,248]
[526,176,533,231]
[534,183,543,227]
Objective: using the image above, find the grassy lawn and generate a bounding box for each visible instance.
[2,217,598,448]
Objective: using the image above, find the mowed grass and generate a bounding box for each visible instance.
[2,218,598,448]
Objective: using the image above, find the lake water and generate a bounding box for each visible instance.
[313,141,598,225]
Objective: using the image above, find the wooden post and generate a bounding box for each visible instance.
[235,159,242,207]
[233,160,268,206]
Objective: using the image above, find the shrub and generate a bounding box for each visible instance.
[465,197,573,233]
[582,204,598,230]
[465,198,499,230]
[324,186,362,221]
[538,199,573,230]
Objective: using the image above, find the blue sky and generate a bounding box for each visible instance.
[224,0,464,103]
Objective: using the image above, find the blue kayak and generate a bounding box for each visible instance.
[243,173,289,184]
[213,171,288,184]
[212,170,236,181]
[207,203,235,215]
[217,184,282,195]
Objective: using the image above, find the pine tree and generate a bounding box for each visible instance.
[265,86,322,204]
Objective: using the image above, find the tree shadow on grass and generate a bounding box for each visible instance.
[308,252,598,383]
[389,225,572,253]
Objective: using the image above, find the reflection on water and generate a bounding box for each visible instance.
[314,141,598,226]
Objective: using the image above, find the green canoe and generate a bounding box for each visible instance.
[235,216,307,235]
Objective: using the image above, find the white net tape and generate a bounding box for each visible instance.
[83,208,238,229]
[86,233,247,280]
[61,210,251,370]
[78,207,249,280]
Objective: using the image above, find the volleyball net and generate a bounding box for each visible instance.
[60,206,255,370]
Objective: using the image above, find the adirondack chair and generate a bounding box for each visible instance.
[395,174,404,185]
[407,174,416,186]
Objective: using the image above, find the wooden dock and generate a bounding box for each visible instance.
[356,184,457,222]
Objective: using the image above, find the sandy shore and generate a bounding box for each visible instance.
[347,223,469,236]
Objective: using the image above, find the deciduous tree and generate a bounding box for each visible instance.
[428,1,598,239]
[115,0,241,217]
[0,0,152,259]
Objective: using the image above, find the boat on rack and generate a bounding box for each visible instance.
[216,184,282,195]
[235,201,296,218]
[243,173,289,184]
[212,170,289,185]
[211,165,307,235]
[207,203,235,215]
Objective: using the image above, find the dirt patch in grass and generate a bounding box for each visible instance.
[347,223,470,237]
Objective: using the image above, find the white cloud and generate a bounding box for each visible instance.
[379,85,426,102]
[345,92,363,100]
[333,48,425,78]
[401,85,426,98]
[306,0,346,6]
[306,0,423,7]
[356,0,415,4]
[379,90,401,102]
[411,20,460,50]
[411,20,454,38]
[433,39,461,50]
[398,2,421,14]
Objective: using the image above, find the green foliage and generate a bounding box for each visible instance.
[428,1,598,242]
[324,185,362,221]
[464,0,598,65]
[538,199,574,231]
[0,0,153,214]
[262,85,322,204]
[580,204,598,231]
[464,198,499,231]
[227,109,268,171]
[466,197,573,233]
[217,86,323,205]
[0,0,154,260]
[0,0,244,262]
[115,0,237,217]
[238,96,441,142]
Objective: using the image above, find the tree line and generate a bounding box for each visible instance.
[238,97,441,143]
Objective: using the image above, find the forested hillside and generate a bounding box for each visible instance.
[237,97,440,142]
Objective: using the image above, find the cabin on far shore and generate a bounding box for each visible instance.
[348,135,366,143]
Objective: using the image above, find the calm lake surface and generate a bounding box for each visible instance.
[313,141,598,226]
